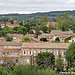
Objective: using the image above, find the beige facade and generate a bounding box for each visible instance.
[0,42,70,65]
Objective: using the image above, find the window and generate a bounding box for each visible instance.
[18,46,19,48]
[1,45,3,49]
[23,51,26,55]
[17,52,19,55]
[7,45,8,48]
[2,52,6,55]
[27,59,29,63]
[52,51,54,54]
[12,52,15,55]
[39,51,42,53]
[34,51,36,56]
[16,59,19,63]
[63,52,65,56]
[29,51,32,55]
[2,60,4,62]
[7,52,9,54]
[0,60,1,62]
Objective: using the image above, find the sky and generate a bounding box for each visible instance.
[0,0,75,14]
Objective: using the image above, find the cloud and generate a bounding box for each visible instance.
[0,0,75,14]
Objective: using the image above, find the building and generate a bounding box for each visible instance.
[25,34,35,38]
[0,22,20,28]
[65,35,75,42]
[0,42,22,63]
[0,42,70,65]
[20,43,70,65]
[7,33,24,42]
[38,30,73,43]
[0,37,5,42]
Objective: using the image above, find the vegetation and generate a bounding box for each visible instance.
[65,43,75,68]
[55,51,64,72]
[36,52,55,69]
[22,37,30,42]
[40,38,48,42]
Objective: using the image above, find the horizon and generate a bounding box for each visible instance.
[0,9,75,15]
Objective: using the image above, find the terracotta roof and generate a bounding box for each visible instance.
[50,30,73,38]
[7,33,23,38]
[0,37,5,40]
[0,42,22,46]
[25,34,35,37]
[22,43,70,49]
[46,22,58,27]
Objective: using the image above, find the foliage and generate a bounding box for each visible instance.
[55,51,64,72]
[0,67,8,75]
[65,37,71,43]
[41,26,48,33]
[65,43,75,68]
[10,65,54,75]
[51,41,60,43]
[6,36,13,42]
[22,37,30,42]
[36,52,55,69]
[48,24,54,33]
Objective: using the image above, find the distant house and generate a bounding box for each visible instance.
[46,22,58,28]
[64,35,75,43]
[0,37,5,42]
[49,30,73,43]
[25,34,35,38]
[7,33,24,42]
[0,21,20,28]
[38,30,74,43]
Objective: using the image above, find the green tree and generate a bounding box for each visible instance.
[57,14,62,29]
[0,67,8,75]
[22,37,30,42]
[55,51,64,72]
[65,43,75,68]
[41,26,48,33]
[40,15,49,23]
[36,52,55,69]
[48,24,54,33]
[6,36,13,42]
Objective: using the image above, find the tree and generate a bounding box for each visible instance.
[41,26,48,33]
[57,14,62,29]
[55,51,64,72]
[6,36,13,42]
[0,67,8,75]
[40,15,49,23]
[10,20,14,24]
[48,24,54,33]
[35,25,41,38]
[65,43,75,68]
[19,21,23,26]
[22,37,30,42]
[36,52,55,69]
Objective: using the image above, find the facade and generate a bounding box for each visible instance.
[38,30,74,43]
[0,37,5,42]
[0,42,70,65]
[0,42,22,63]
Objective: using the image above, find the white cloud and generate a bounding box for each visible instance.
[0,0,75,14]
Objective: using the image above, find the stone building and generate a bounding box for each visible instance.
[0,42,70,65]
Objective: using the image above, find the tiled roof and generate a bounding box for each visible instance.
[22,43,70,49]
[0,42,22,46]
[0,37,5,40]
[7,33,23,38]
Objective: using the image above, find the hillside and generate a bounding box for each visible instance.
[0,10,75,21]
